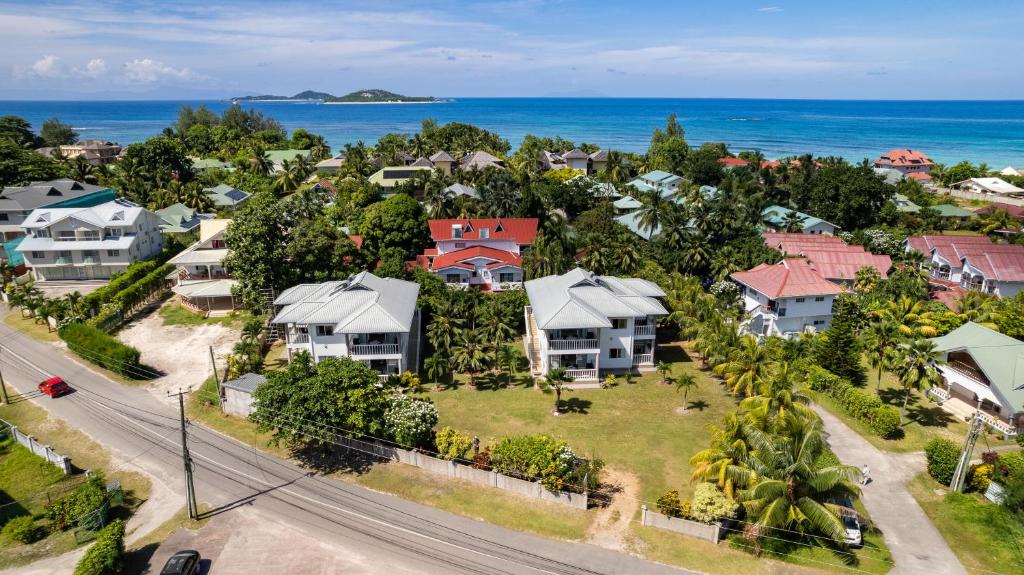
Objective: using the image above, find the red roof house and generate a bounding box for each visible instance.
[422,218,538,292]
[873,149,934,174]
[718,157,750,168]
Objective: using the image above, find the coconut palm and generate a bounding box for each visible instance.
[892,338,945,424]
[713,334,774,397]
[423,354,449,387]
[540,367,575,415]
[250,152,274,177]
[673,372,698,411]
[497,345,521,386]
[479,305,516,364]
[63,291,86,321]
[427,310,464,356]
[955,291,998,328]
[656,360,673,383]
[69,155,98,184]
[451,329,489,386]
[689,412,756,498]
[781,209,804,233]
[869,296,937,337]
[274,159,301,195]
[853,267,882,293]
[740,362,813,432]
[601,150,629,183]
[635,188,671,238]
[181,183,214,213]
[863,318,900,391]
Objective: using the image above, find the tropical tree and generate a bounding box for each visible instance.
[954,291,998,328]
[689,412,755,498]
[423,354,449,387]
[274,158,301,195]
[863,318,900,391]
[635,188,671,238]
[781,209,804,233]
[892,338,945,424]
[673,372,698,412]
[713,335,774,397]
[478,304,516,364]
[540,367,575,415]
[657,360,673,384]
[740,362,814,432]
[869,296,938,337]
[427,306,464,356]
[451,329,489,386]
[497,345,520,386]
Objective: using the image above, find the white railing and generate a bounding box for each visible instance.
[927,386,950,402]
[446,282,470,290]
[564,368,598,381]
[288,333,310,344]
[548,339,599,351]
[352,343,400,355]
[378,373,393,381]
[632,353,654,366]
[634,324,655,336]
[975,410,1017,437]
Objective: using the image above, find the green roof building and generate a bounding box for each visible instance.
[155,202,212,233]
[761,205,837,235]
[891,193,922,213]
[930,322,1024,436]
[203,184,251,210]
[930,204,975,220]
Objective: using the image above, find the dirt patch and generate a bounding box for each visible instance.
[674,406,692,416]
[117,303,240,403]
[585,468,641,553]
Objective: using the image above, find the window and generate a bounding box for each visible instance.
[0,213,8,221]
[106,228,122,238]
[211,239,226,249]
[35,229,49,238]
[498,272,515,283]
[454,242,466,249]
[611,318,627,330]
[479,227,490,239]
[609,348,624,359]
[795,297,805,303]
[316,325,334,336]
[445,274,463,284]
[31,251,44,259]
[814,296,825,302]
[59,250,71,257]
[107,250,120,257]
[57,230,75,241]
[451,225,463,239]
[813,320,826,326]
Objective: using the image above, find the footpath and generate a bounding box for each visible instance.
[812,405,967,575]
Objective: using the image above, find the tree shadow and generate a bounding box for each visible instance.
[291,444,376,475]
[657,343,693,364]
[906,403,956,428]
[561,397,592,414]
[687,399,709,412]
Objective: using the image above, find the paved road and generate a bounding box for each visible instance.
[0,324,690,575]
[813,406,967,575]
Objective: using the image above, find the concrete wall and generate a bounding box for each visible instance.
[221,387,255,417]
[335,436,587,510]
[3,421,73,474]
[640,505,721,543]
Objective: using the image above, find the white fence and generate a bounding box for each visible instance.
[2,420,73,475]
[548,339,599,351]
[335,435,588,510]
[564,368,598,381]
[351,343,400,356]
[634,324,656,336]
[632,353,654,366]
[640,505,722,543]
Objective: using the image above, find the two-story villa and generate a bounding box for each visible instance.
[731,259,843,338]
[273,271,421,378]
[0,180,115,242]
[17,199,164,281]
[523,268,667,381]
[421,218,538,291]
[906,235,1024,295]
[873,149,933,175]
[167,219,237,315]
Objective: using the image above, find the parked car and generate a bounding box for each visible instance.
[830,497,863,547]
[160,550,201,575]
[37,376,71,398]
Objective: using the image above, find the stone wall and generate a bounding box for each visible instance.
[640,505,721,543]
[2,420,73,475]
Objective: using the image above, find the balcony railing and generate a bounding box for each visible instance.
[928,387,950,402]
[288,333,310,344]
[378,374,393,381]
[632,353,654,366]
[351,343,400,356]
[974,410,1017,437]
[946,360,986,384]
[634,324,655,336]
[548,338,599,351]
[82,257,96,265]
[564,368,598,381]
[55,257,70,265]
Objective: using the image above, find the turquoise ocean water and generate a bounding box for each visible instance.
[2,98,1023,166]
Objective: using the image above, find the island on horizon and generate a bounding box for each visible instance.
[231,88,446,104]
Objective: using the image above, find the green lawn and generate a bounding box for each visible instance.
[3,311,60,343]
[157,303,249,327]
[262,341,288,372]
[908,472,1024,574]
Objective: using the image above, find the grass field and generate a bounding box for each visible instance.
[3,311,60,343]
[907,472,1024,575]
[157,304,249,328]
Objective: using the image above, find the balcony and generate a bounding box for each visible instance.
[351,343,400,356]
[548,339,599,351]
[82,256,97,265]
[288,333,310,345]
[632,353,654,366]
[564,368,598,381]
[55,257,71,265]
[634,324,655,337]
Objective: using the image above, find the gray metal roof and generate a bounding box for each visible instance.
[444,183,479,198]
[221,372,266,393]
[0,180,109,211]
[429,151,455,162]
[272,271,419,333]
[524,268,667,330]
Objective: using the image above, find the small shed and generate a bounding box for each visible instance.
[220,373,266,417]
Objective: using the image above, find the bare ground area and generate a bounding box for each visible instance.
[585,468,642,554]
[118,303,240,403]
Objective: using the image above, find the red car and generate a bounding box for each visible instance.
[38,377,71,398]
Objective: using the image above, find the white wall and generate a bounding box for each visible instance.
[436,238,520,255]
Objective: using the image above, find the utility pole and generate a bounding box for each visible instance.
[950,413,984,493]
[208,345,219,385]
[170,388,198,519]
[0,348,10,405]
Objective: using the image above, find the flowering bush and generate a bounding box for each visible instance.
[384,395,438,448]
[861,229,903,256]
[490,434,602,493]
[690,483,738,524]
[435,426,473,460]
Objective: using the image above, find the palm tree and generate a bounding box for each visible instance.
[274,159,301,195]
[427,305,464,355]
[979,208,1018,236]
[181,183,214,212]
[540,367,574,415]
[955,291,998,328]
[673,372,698,412]
[423,354,449,388]
[713,335,774,397]
[452,329,489,386]
[70,155,98,184]
[657,360,672,384]
[601,150,629,183]
[853,267,881,293]
[892,338,945,424]
[689,412,756,498]
[479,305,516,364]
[250,151,273,176]
[870,296,937,337]
[635,188,670,238]
[63,291,86,322]
[740,362,814,432]
[497,345,520,386]
[863,319,900,391]
[740,419,860,542]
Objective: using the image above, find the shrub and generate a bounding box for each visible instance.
[47,476,108,530]
[435,426,473,461]
[656,490,683,517]
[58,323,142,378]
[690,483,738,524]
[868,406,901,438]
[83,261,158,312]
[490,434,600,493]
[968,463,994,492]
[1,515,42,543]
[383,395,438,448]
[999,450,1024,482]
[924,438,960,485]
[73,519,125,575]
[808,366,899,438]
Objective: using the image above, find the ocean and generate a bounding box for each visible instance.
[2,98,1023,166]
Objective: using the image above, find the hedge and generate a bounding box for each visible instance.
[924,437,960,485]
[86,263,174,332]
[807,366,901,438]
[73,519,125,575]
[59,323,142,378]
[83,261,159,313]
[1,515,42,543]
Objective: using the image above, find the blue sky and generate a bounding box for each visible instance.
[2,0,1021,100]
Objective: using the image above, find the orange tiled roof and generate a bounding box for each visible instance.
[428,218,538,244]
[430,246,522,271]
[874,149,934,167]
[731,259,844,299]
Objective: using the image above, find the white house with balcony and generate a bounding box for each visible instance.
[420,218,537,292]
[731,259,843,338]
[905,235,1024,295]
[272,271,421,379]
[17,198,164,281]
[928,322,1023,437]
[523,268,667,382]
[167,219,238,315]
[959,252,1024,297]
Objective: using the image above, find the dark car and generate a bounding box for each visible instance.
[37,377,71,398]
[160,550,201,575]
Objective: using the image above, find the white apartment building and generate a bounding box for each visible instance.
[273,272,421,378]
[17,199,164,281]
[731,259,843,338]
[523,268,667,381]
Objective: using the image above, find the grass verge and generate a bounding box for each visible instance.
[158,304,249,328]
[3,311,60,343]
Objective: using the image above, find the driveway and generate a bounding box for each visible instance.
[813,405,967,575]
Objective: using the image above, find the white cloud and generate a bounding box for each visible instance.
[757,7,784,13]
[29,55,61,77]
[73,58,107,78]
[122,58,199,83]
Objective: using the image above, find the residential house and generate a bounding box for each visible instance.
[718,157,750,169]
[539,150,608,175]
[761,205,837,235]
[626,170,684,197]
[368,165,432,191]
[37,140,122,165]
[203,184,251,210]
[929,322,1024,437]
[731,259,844,338]
[905,235,1024,295]
[17,199,164,281]
[190,158,233,173]
[265,149,311,173]
[873,149,933,175]
[167,219,238,314]
[762,232,847,255]
[523,268,667,381]
[906,172,934,186]
[891,193,922,213]
[273,271,421,378]
[975,202,1024,220]
[429,151,456,174]
[562,148,590,172]
[999,166,1024,177]
[589,150,608,174]
[460,151,504,171]
[929,204,975,223]
[314,155,345,174]
[155,203,213,234]
[761,232,891,284]
[444,183,479,199]
[0,180,115,242]
[953,177,1024,196]
[959,252,1024,297]
[420,218,538,291]
[873,168,905,186]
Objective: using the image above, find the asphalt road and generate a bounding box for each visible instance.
[0,324,690,575]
